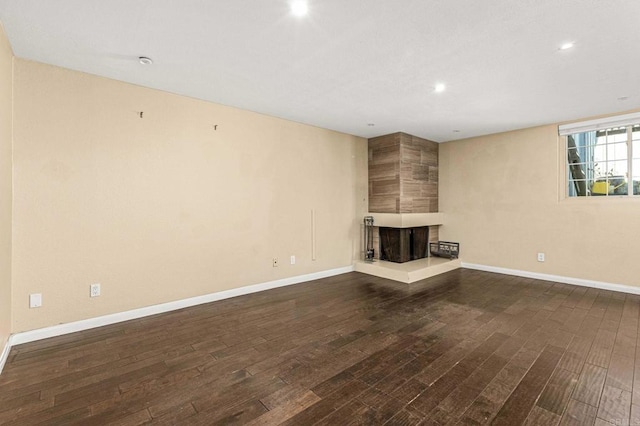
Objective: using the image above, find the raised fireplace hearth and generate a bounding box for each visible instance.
[379,226,429,263]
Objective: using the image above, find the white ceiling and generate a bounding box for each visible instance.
[0,0,638,142]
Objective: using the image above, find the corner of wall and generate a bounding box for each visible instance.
[0,19,14,369]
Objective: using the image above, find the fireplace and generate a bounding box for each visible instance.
[379,226,429,263]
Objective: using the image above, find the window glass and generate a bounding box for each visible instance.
[567,125,636,197]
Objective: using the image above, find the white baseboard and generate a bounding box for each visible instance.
[462,262,640,295]
[0,335,14,374]
[8,261,630,375]
[0,265,354,374]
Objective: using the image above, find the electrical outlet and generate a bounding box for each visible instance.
[90,283,101,297]
[537,253,545,262]
[272,258,279,267]
[290,255,296,265]
[29,293,42,308]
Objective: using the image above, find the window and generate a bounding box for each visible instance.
[560,113,640,197]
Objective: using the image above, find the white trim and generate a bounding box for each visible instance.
[9,262,628,374]
[2,265,354,365]
[366,212,444,228]
[558,112,640,135]
[462,262,640,295]
[0,335,14,374]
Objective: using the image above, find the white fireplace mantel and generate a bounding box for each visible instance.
[366,212,443,228]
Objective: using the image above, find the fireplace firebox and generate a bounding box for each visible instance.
[379,227,429,263]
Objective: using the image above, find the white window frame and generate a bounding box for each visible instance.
[559,112,640,136]
[560,113,640,198]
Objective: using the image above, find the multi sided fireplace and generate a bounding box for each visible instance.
[379,226,429,263]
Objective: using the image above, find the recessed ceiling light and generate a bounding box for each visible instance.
[434,83,446,93]
[139,56,153,65]
[290,1,308,16]
[559,42,574,50]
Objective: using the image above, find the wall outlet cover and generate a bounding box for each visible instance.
[29,293,42,308]
[90,283,101,297]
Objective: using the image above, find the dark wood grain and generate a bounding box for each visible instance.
[597,384,631,425]
[573,363,608,407]
[560,399,598,426]
[1,269,639,424]
[524,405,560,425]
[491,344,564,425]
[537,368,578,415]
[606,353,635,392]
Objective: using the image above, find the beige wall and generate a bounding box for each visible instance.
[12,59,368,332]
[440,118,640,288]
[14,49,638,337]
[0,25,12,349]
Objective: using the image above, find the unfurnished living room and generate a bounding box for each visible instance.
[0,1,639,425]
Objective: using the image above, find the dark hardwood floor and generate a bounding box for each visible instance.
[0,269,638,425]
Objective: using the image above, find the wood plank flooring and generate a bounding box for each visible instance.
[1,269,638,425]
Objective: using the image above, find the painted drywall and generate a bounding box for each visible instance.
[12,59,368,332]
[0,25,12,351]
[440,117,640,288]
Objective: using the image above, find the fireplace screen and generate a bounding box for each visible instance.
[379,227,429,263]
